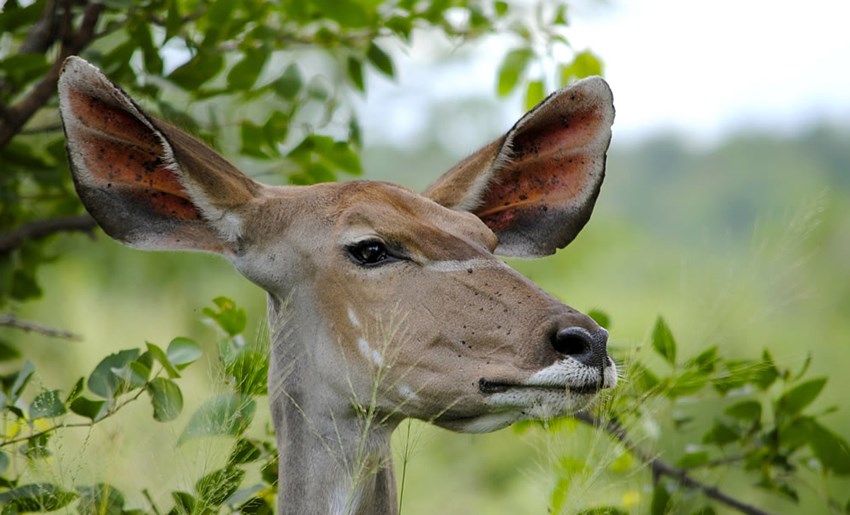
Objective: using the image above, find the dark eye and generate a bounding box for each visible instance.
[348,240,391,266]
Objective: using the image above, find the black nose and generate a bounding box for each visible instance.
[551,327,609,368]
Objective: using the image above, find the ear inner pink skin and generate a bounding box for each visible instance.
[67,89,201,221]
[475,108,602,232]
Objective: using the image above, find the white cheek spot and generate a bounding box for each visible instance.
[358,338,383,367]
[397,384,418,401]
[347,306,360,328]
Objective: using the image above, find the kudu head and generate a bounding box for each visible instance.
[59,55,616,510]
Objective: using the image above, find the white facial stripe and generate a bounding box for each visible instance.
[357,338,383,367]
[397,383,418,401]
[347,306,360,328]
[424,258,506,273]
[454,411,520,433]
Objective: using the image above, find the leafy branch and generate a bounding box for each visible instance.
[573,412,769,515]
[550,314,850,514]
[0,1,104,148]
[0,215,96,255]
[0,314,81,340]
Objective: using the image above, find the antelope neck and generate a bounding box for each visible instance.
[267,296,399,515]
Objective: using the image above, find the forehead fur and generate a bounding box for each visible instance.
[332,181,499,260]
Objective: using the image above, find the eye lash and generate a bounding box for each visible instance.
[345,238,407,267]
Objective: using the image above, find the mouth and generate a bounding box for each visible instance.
[478,378,602,396]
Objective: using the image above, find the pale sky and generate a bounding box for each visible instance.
[358,0,850,150]
[569,0,850,145]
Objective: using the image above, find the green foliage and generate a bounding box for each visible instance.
[0,329,201,511]
[554,310,850,513]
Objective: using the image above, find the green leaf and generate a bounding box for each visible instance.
[146,342,180,379]
[0,451,9,475]
[147,378,184,422]
[207,0,237,25]
[261,458,278,485]
[129,23,163,75]
[76,483,125,515]
[560,50,604,86]
[366,43,395,78]
[0,483,77,512]
[202,297,247,337]
[631,361,660,393]
[228,439,262,465]
[128,360,152,387]
[9,360,35,402]
[725,400,762,423]
[586,309,610,330]
[171,491,196,514]
[165,0,183,39]
[666,369,709,397]
[650,482,671,515]
[687,345,718,374]
[347,56,365,92]
[65,377,85,404]
[553,4,568,25]
[69,397,107,421]
[549,475,569,514]
[241,120,270,159]
[238,497,274,514]
[20,432,51,459]
[677,450,709,468]
[754,349,779,389]
[494,1,509,17]
[179,393,256,443]
[807,420,850,475]
[228,350,269,396]
[167,337,203,370]
[0,339,21,361]
[524,80,545,111]
[651,316,677,365]
[576,509,627,515]
[497,47,533,96]
[273,64,303,100]
[227,46,270,91]
[322,141,362,176]
[169,51,224,90]
[29,390,66,419]
[88,349,140,398]
[777,377,827,417]
[702,421,739,446]
[195,467,245,506]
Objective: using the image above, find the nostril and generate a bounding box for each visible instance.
[552,328,591,356]
[552,327,608,368]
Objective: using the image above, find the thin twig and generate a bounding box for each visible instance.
[573,411,771,515]
[0,384,148,449]
[0,214,97,254]
[0,315,81,341]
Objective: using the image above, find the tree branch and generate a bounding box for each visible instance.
[0,315,81,341]
[0,214,97,254]
[0,2,104,148]
[573,411,771,515]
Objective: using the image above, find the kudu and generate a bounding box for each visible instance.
[59,56,617,514]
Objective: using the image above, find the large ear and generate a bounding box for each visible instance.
[424,77,614,257]
[58,56,261,254]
